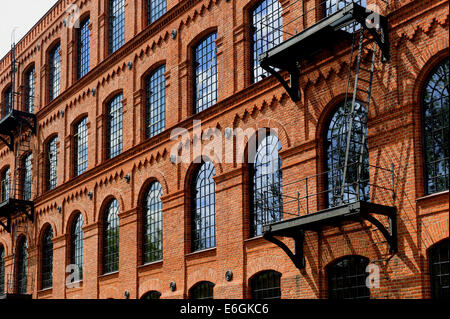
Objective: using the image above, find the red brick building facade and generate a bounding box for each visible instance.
[0,0,448,299]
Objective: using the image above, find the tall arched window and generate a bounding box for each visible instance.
[325,101,369,208]
[106,94,123,159]
[2,86,12,116]
[428,238,449,299]
[327,255,370,299]
[24,67,35,113]
[41,226,54,289]
[103,199,120,274]
[422,58,449,194]
[250,270,282,299]
[74,117,88,176]
[1,167,10,203]
[251,0,282,83]
[22,153,32,201]
[193,33,218,113]
[0,245,5,295]
[108,0,125,54]
[250,134,283,237]
[71,213,84,281]
[143,182,163,264]
[147,0,166,25]
[189,281,214,299]
[16,237,28,294]
[46,136,58,190]
[145,65,166,139]
[77,16,91,79]
[49,43,61,102]
[191,162,216,252]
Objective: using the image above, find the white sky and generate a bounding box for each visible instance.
[0,0,59,59]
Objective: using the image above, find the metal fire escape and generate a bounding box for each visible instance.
[259,1,397,269]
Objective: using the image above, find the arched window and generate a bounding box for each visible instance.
[108,0,125,54]
[143,181,163,264]
[70,213,84,281]
[0,245,5,295]
[191,161,216,252]
[250,270,281,299]
[193,33,218,113]
[141,290,162,299]
[106,94,123,159]
[189,281,214,299]
[74,117,88,176]
[24,67,35,113]
[325,101,369,208]
[2,85,12,116]
[327,255,370,299]
[77,16,91,79]
[428,238,449,299]
[251,0,282,83]
[16,237,28,294]
[41,226,54,289]
[103,199,120,274]
[22,153,32,201]
[147,0,166,25]
[145,65,166,139]
[1,167,10,203]
[422,58,449,194]
[46,136,58,190]
[250,134,283,237]
[49,43,61,102]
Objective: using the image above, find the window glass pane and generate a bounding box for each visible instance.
[17,238,28,294]
[2,86,12,116]
[78,17,91,79]
[74,117,88,176]
[147,0,166,24]
[107,94,123,159]
[251,271,281,299]
[47,137,58,190]
[252,134,283,237]
[190,282,214,299]
[251,0,282,82]
[429,239,450,299]
[0,246,5,295]
[423,59,449,194]
[194,33,218,113]
[143,182,163,263]
[192,162,216,251]
[71,214,84,281]
[49,44,61,101]
[145,66,166,138]
[1,168,10,202]
[109,0,125,54]
[22,153,33,200]
[41,227,54,289]
[25,67,35,113]
[327,256,370,299]
[103,199,119,274]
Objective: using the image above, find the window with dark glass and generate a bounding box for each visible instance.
[49,43,61,102]
[422,58,449,194]
[194,33,218,113]
[25,67,35,113]
[41,226,54,289]
[325,101,369,208]
[46,137,58,190]
[251,0,282,83]
[251,134,283,237]
[71,213,84,281]
[1,168,10,203]
[74,117,88,176]
[327,255,370,299]
[251,270,281,299]
[147,0,166,25]
[77,17,91,79]
[143,182,163,264]
[22,153,32,201]
[106,94,123,159]
[108,0,125,54]
[429,238,449,299]
[0,246,4,295]
[145,65,166,138]
[191,161,216,252]
[2,86,12,116]
[141,290,161,299]
[16,237,28,294]
[103,199,119,274]
[189,281,214,299]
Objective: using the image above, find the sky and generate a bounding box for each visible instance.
[0,0,58,59]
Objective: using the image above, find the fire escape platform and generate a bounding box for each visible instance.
[0,110,37,151]
[0,198,34,233]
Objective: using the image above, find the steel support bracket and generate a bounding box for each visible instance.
[263,229,306,269]
[260,60,301,102]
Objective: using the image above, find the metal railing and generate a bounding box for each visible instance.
[2,272,34,296]
[259,161,395,225]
